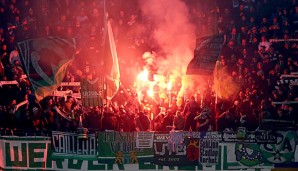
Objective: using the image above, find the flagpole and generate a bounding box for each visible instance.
[103,0,108,106]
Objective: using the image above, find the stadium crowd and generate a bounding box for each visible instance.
[0,0,298,134]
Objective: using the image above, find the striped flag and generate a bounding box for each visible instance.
[102,17,120,100]
[81,77,104,107]
[18,37,76,102]
[186,34,225,75]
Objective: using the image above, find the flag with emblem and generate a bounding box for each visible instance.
[18,37,76,102]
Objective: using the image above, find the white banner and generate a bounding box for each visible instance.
[60,82,80,86]
[0,81,18,87]
[269,38,298,42]
[136,132,154,148]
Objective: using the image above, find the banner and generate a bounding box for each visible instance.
[186,34,225,75]
[0,80,18,87]
[51,131,97,160]
[199,132,220,165]
[0,136,51,170]
[52,90,73,97]
[222,131,256,143]
[153,132,201,166]
[227,143,273,169]
[81,77,104,107]
[97,131,153,164]
[0,132,297,170]
[18,37,76,101]
[222,130,277,144]
[60,82,80,86]
[222,131,297,169]
[269,38,298,42]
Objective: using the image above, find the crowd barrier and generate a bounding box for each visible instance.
[0,130,297,171]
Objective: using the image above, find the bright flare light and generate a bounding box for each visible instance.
[147,88,154,97]
[137,69,149,83]
[167,82,172,91]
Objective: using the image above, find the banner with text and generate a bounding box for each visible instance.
[0,136,51,170]
[81,77,104,107]
[199,132,220,165]
[0,131,297,170]
[153,132,201,166]
[51,131,97,160]
[97,131,153,164]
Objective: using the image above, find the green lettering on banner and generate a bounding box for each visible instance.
[54,158,64,169]
[5,142,27,167]
[28,143,46,168]
[68,159,83,169]
[177,166,196,170]
[139,163,156,169]
[87,160,106,170]
[158,165,163,169]
[178,166,196,170]
[107,164,125,170]
[46,145,65,169]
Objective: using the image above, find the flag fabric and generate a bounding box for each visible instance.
[18,37,76,102]
[81,77,104,107]
[186,34,225,75]
[102,18,120,100]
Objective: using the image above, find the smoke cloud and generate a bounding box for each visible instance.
[213,62,241,100]
[137,0,202,102]
[139,0,196,76]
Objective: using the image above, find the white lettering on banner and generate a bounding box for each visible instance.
[154,143,186,156]
[8,141,23,162]
[51,131,96,157]
[103,132,140,154]
[199,132,220,165]
[222,132,256,143]
[3,138,50,170]
[81,91,102,98]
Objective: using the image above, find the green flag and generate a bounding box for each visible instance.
[18,37,76,101]
[102,19,120,100]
